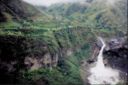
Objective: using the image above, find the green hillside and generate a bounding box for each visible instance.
[0,0,127,85]
[44,0,127,35]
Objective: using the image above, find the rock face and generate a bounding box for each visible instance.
[104,37,128,71]
[104,38,128,83]
[0,35,28,84]
[0,35,59,84]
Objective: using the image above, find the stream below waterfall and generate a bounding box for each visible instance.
[88,37,120,85]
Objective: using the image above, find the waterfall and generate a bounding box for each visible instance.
[88,37,120,85]
[96,37,106,68]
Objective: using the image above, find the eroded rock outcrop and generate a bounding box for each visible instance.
[0,35,59,84]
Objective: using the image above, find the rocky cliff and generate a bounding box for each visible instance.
[104,37,128,84]
[0,35,60,84]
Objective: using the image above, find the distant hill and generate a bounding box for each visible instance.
[83,0,127,32]
[37,0,127,33]
[0,0,42,22]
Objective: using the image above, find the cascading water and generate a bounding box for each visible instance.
[88,37,120,84]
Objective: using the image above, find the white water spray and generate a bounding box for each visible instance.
[88,37,120,84]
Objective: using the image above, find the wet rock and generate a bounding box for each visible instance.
[87,59,95,64]
[103,37,128,84]
[85,37,128,84]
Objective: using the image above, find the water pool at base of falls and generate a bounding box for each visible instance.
[88,37,120,85]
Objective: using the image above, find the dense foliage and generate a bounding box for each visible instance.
[0,0,127,84]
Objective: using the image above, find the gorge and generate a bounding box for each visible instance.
[0,0,127,85]
[88,37,120,84]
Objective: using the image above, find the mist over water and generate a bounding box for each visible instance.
[88,37,120,84]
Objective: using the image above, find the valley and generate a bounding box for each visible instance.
[0,0,127,85]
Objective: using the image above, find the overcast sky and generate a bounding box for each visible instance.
[22,0,82,6]
[22,0,119,6]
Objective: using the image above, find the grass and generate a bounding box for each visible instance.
[0,21,21,29]
[23,68,83,85]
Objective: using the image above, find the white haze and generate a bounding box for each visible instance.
[22,0,122,7]
[106,0,121,6]
[88,37,120,84]
[107,0,116,4]
[22,0,83,6]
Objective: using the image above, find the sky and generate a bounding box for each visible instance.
[22,0,119,6]
[22,0,81,6]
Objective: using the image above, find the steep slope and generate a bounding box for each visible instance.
[0,0,56,84]
[0,0,94,85]
[0,0,40,21]
[0,0,127,85]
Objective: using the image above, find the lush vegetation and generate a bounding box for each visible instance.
[0,0,127,84]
